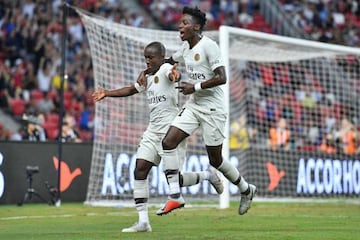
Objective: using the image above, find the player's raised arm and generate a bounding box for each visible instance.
[168,63,181,82]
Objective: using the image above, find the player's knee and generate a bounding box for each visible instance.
[134,167,148,180]
[162,137,176,150]
[209,157,223,169]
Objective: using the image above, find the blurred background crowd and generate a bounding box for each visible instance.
[0,0,359,155]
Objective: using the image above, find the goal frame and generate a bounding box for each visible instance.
[218,25,360,208]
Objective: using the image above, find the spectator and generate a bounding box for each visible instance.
[60,121,82,143]
[304,119,321,146]
[37,57,55,93]
[36,91,55,115]
[21,114,47,141]
[229,115,257,150]
[319,133,336,154]
[0,123,9,140]
[338,116,357,155]
[267,118,291,151]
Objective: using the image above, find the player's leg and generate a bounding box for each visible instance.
[157,126,188,215]
[206,145,256,213]
[178,139,223,194]
[180,168,223,194]
[123,131,159,232]
[158,107,199,215]
[201,112,256,215]
[122,159,153,233]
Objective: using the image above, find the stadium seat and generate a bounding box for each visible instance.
[10,98,25,116]
[31,89,44,102]
[42,121,59,140]
[64,91,73,101]
[46,113,60,125]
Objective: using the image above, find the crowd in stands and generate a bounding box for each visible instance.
[282,0,360,47]
[141,0,266,31]
[1,0,360,156]
[0,0,154,142]
[229,57,360,155]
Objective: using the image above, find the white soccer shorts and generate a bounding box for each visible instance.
[136,129,186,166]
[171,106,226,146]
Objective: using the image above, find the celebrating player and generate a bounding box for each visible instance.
[92,41,223,233]
[157,6,256,216]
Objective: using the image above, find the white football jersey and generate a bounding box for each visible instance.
[172,35,225,113]
[137,63,179,133]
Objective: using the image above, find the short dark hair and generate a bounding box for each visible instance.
[183,6,207,31]
[146,41,166,56]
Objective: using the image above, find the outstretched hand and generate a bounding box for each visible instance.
[92,86,106,102]
[170,64,180,82]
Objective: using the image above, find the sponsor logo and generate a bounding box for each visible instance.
[148,95,166,104]
[266,161,285,191]
[101,153,240,195]
[194,53,200,61]
[53,157,82,192]
[296,158,360,194]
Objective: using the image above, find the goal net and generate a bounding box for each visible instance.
[220,27,360,199]
[77,8,360,207]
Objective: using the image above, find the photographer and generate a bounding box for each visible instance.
[60,121,81,143]
[22,114,47,141]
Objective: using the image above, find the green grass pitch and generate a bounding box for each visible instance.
[0,201,359,240]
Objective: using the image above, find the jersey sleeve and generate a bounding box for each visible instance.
[206,39,224,71]
[134,82,146,93]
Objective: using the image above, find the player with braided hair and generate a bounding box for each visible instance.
[157,6,257,216]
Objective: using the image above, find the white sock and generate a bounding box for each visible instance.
[238,177,249,193]
[138,205,149,224]
[217,160,249,192]
[168,174,181,195]
[134,179,149,224]
[217,160,240,182]
[162,149,181,196]
[181,171,209,187]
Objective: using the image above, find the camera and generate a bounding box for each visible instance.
[26,165,39,175]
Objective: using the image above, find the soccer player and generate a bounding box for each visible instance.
[157,6,257,216]
[92,42,223,233]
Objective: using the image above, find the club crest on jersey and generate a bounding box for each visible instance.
[194,53,200,61]
[154,76,159,83]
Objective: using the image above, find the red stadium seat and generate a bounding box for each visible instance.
[46,113,60,125]
[10,98,25,116]
[31,89,44,102]
[42,121,59,140]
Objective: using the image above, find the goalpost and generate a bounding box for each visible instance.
[77,7,360,207]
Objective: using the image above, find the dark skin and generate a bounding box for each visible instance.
[92,45,179,179]
[163,13,227,168]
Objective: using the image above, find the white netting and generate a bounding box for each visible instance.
[77,8,221,206]
[225,27,360,197]
[78,7,360,206]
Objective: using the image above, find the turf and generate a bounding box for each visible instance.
[0,201,359,240]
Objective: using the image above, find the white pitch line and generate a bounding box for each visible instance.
[0,214,75,221]
[0,212,136,221]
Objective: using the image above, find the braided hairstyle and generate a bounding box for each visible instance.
[183,6,207,32]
